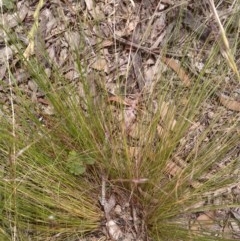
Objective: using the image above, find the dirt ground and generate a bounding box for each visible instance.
[1,0,240,240]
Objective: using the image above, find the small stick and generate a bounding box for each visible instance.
[100,175,106,207]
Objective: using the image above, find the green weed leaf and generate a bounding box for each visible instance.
[66,150,94,176]
[2,0,15,11]
[67,161,86,175]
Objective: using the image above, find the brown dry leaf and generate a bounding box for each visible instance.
[85,0,104,20]
[231,208,240,220]
[108,96,131,106]
[219,93,240,112]
[159,101,169,119]
[91,57,109,72]
[99,39,114,48]
[0,46,13,64]
[108,95,141,135]
[2,3,28,29]
[164,160,182,177]
[149,6,166,49]
[162,57,191,86]
[131,52,145,90]
[85,0,94,12]
[128,122,141,139]
[124,107,137,133]
[42,105,55,116]
[190,211,216,232]
[164,156,186,177]
[106,220,123,241]
[159,101,177,130]
[104,194,116,216]
[157,124,164,137]
[128,147,141,160]
[156,100,177,138]
[64,69,79,80]
[230,220,240,235]
[125,17,139,36]
[0,64,7,80]
[108,96,139,108]
[197,212,215,222]
[41,9,57,35]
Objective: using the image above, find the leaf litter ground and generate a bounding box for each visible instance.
[0,0,240,240]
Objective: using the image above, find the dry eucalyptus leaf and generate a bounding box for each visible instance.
[64,31,81,50]
[15,69,30,84]
[125,18,139,35]
[18,2,28,21]
[3,4,27,29]
[162,57,191,86]
[91,58,109,72]
[59,48,68,66]
[85,0,94,11]
[231,208,240,220]
[197,212,214,222]
[219,94,240,112]
[0,64,7,80]
[0,46,13,64]
[42,105,55,116]
[128,147,141,160]
[164,160,182,177]
[41,8,56,35]
[157,124,164,137]
[124,107,137,132]
[230,220,240,233]
[64,69,79,80]
[85,0,104,20]
[104,194,116,216]
[191,212,216,231]
[128,122,141,139]
[106,220,123,241]
[28,81,38,92]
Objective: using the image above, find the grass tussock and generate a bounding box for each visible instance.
[0,1,240,241]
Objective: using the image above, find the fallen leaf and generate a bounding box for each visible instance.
[64,31,81,50]
[162,57,191,86]
[164,160,182,177]
[219,93,240,111]
[0,46,13,64]
[91,57,109,72]
[85,0,94,11]
[190,211,215,231]
[128,147,141,160]
[197,212,214,222]
[104,194,116,216]
[108,96,131,106]
[3,2,28,29]
[230,208,240,220]
[0,64,7,80]
[106,220,123,241]
[85,0,104,20]
[124,107,137,133]
[42,105,55,115]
